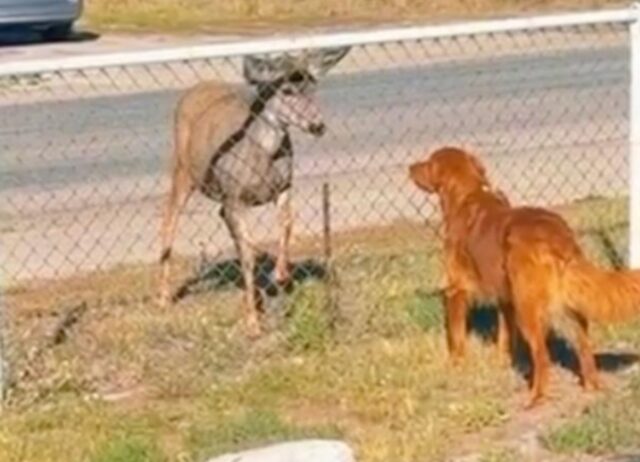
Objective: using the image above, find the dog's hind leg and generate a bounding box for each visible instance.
[519,308,551,408]
[570,313,603,392]
[510,280,552,408]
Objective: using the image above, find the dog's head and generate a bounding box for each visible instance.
[409,146,489,195]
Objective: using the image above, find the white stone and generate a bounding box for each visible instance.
[206,439,355,462]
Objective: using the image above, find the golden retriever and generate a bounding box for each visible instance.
[409,146,640,407]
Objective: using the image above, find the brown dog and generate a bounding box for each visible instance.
[409,146,640,407]
[409,147,514,366]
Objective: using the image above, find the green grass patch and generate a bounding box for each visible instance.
[285,282,334,353]
[92,435,166,462]
[542,378,640,455]
[187,408,340,461]
[405,289,443,332]
[1,195,636,462]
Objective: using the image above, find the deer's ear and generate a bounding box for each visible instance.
[468,154,487,180]
[243,54,292,84]
[304,47,350,77]
[494,188,511,206]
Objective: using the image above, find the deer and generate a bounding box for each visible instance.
[158,47,349,337]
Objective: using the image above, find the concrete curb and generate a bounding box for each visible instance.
[0,27,625,106]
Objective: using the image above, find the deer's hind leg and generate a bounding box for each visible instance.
[159,161,194,306]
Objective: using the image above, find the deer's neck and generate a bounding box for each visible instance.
[247,110,286,153]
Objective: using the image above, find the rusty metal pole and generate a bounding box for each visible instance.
[0,283,8,409]
[322,183,332,264]
[322,182,339,326]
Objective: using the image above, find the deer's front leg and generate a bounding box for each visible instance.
[444,286,469,364]
[274,189,293,285]
[221,204,262,338]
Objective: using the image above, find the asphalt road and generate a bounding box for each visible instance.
[0,40,631,284]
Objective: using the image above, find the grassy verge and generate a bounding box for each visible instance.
[84,0,624,33]
[542,375,640,455]
[1,196,639,461]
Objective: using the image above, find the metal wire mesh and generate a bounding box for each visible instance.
[0,20,633,400]
[1,24,629,282]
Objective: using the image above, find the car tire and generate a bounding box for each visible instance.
[42,22,73,41]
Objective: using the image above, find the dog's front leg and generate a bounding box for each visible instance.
[496,302,516,367]
[444,286,469,364]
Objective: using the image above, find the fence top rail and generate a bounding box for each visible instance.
[0,6,638,77]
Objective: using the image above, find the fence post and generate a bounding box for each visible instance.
[322,182,340,327]
[630,3,640,267]
[0,284,7,408]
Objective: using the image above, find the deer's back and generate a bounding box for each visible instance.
[176,81,245,126]
[175,80,293,205]
[175,81,252,185]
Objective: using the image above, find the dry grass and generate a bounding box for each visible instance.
[542,375,640,454]
[83,0,625,32]
[1,196,639,461]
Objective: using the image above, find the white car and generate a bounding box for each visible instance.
[0,0,83,41]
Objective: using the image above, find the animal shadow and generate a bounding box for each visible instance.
[466,304,501,342]
[466,304,640,381]
[172,252,327,304]
[542,334,640,378]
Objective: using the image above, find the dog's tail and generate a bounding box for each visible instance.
[561,257,640,323]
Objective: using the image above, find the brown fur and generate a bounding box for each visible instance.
[158,81,250,308]
[409,146,640,407]
[409,147,514,366]
[159,49,349,338]
[158,80,286,338]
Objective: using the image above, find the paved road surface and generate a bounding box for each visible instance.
[0,39,631,284]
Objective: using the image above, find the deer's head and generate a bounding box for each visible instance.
[242,47,350,137]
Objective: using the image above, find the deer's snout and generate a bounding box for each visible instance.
[309,122,326,136]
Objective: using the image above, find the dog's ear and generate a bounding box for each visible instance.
[409,159,435,192]
[495,188,511,206]
[468,154,487,180]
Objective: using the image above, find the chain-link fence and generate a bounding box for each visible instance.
[1,8,639,402]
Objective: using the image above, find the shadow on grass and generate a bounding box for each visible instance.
[467,225,640,382]
[171,252,328,304]
[465,304,639,383]
[544,335,640,376]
